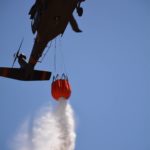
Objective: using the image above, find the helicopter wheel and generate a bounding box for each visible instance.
[77,7,83,17]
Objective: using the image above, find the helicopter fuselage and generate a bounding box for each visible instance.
[28,0,81,69]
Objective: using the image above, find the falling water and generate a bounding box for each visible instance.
[11,100,76,150]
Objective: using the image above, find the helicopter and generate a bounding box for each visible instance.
[0,0,85,81]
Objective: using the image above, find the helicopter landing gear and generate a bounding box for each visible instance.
[77,7,83,17]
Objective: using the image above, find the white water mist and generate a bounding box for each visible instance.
[11,100,76,150]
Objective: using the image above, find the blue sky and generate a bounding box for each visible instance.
[0,0,150,150]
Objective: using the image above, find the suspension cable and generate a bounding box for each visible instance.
[39,41,52,63]
[58,35,68,75]
[54,38,57,73]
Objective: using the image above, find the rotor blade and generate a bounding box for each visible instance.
[12,38,24,68]
[16,38,24,56]
[12,56,17,68]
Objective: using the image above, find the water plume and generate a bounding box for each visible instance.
[11,100,76,150]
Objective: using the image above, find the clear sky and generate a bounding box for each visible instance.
[0,0,150,150]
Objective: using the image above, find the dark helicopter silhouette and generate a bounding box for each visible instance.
[0,0,85,81]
